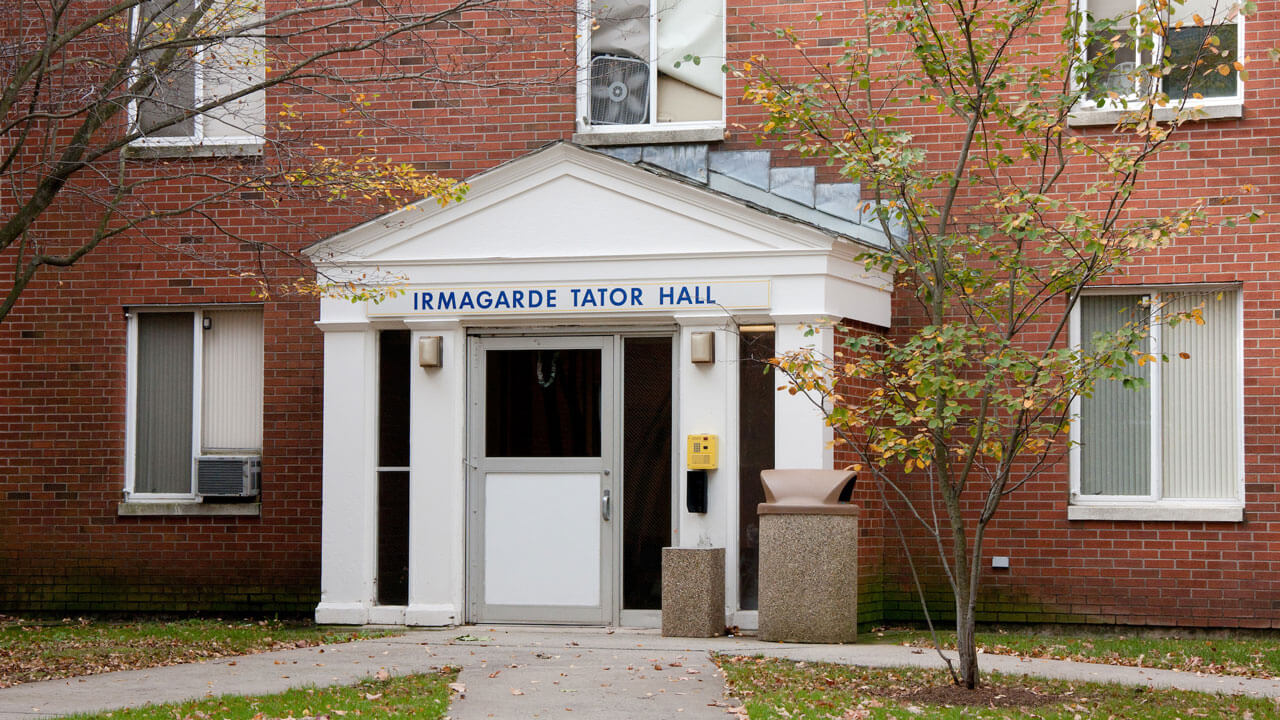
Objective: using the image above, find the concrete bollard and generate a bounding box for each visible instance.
[660,547,725,637]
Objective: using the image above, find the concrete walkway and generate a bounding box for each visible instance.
[3,626,1280,720]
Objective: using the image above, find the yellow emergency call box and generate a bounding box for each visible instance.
[686,434,718,470]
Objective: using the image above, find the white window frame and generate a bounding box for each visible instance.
[124,306,263,501]
[1071,0,1245,125]
[127,1,264,151]
[1067,286,1245,521]
[573,0,727,143]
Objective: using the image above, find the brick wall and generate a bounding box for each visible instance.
[828,4,1280,630]
[5,0,1280,624]
[0,0,876,614]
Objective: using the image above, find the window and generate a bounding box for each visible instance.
[1069,290,1242,521]
[576,0,725,137]
[1080,0,1242,105]
[127,308,264,498]
[130,0,265,151]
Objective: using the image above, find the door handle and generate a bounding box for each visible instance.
[601,489,611,522]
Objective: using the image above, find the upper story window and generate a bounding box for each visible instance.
[1068,289,1243,521]
[576,0,725,141]
[1081,0,1242,106]
[127,307,264,499]
[130,0,265,153]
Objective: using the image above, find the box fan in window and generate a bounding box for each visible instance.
[590,55,649,125]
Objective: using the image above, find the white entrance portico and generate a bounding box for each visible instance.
[308,143,891,627]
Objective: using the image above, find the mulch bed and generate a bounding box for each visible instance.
[896,683,1068,708]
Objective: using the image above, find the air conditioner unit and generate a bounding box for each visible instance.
[196,456,261,498]
[590,55,650,125]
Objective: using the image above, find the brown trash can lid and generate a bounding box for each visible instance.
[757,469,860,516]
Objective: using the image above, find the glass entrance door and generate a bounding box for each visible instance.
[467,336,616,624]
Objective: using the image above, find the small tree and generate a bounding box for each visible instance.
[0,0,571,321]
[746,0,1260,688]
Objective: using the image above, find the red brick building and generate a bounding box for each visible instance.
[1,0,1276,629]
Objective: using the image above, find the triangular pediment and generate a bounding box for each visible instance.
[308,143,855,268]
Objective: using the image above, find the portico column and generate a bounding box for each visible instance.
[315,317,378,625]
[773,317,835,470]
[405,320,466,626]
[674,316,737,551]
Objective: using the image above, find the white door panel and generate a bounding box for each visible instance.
[483,472,602,607]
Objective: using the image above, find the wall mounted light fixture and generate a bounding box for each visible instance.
[418,336,443,368]
[690,332,715,364]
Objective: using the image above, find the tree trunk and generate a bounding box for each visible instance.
[955,595,978,689]
[944,477,980,689]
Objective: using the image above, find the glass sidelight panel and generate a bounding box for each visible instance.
[622,336,673,610]
[486,349,602,457]
[378,330,411,468]
[376,330,410,606]
[377,472,410,605]
[737,329,775,610]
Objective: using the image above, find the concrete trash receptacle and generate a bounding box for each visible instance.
[757,469,859,643]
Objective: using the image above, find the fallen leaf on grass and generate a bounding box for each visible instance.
[374,669,389,681]
[363,693,382,701]
[447,682,466,697]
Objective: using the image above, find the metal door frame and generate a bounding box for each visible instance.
[466,335,618,624]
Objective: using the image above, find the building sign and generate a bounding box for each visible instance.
[368,279,771,317]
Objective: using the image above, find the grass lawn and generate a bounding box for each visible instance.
[719,656,1280,719]
[869,627,1280,679]
[54,671,457,720]
[0,616,397,687]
